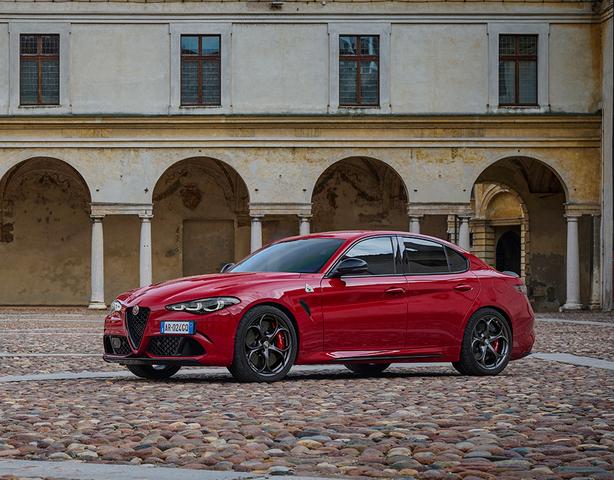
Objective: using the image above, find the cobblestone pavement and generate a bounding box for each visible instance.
[0,309,613,480]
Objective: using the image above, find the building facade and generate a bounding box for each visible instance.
[0,0,612,312]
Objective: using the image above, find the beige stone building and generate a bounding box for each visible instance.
[0,0,612,312]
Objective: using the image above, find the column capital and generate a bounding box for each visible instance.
[564,202,600,218]
[138,213,154,220]
[298,214,313,220]
[90,214,105,221]
[250,214,265,220]
[407,214,424,220]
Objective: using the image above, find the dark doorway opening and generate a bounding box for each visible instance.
[496,229,521,274]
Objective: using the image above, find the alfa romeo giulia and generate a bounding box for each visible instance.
[103,231,534,382]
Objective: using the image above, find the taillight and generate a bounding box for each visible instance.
[514,283,527,295]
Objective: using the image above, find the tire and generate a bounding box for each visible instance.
[344,363,390,376]
[453,308,512,376]
[228,305,298,382]
[126,364,181,380]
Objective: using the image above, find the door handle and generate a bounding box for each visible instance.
[454,284,473,292]
[385,287,406,295]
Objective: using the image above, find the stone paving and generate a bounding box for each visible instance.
[0,309,613,480]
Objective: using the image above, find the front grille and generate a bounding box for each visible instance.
[125,306,150,349]
[104,335,131,355]
[148,337,205,357]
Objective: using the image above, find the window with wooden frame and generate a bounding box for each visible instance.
[498,34,538,106]
[180,35,221,106]
[339,35,379,107]
[19,34,60,106]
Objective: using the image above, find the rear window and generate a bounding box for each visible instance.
[446,247,468,272]
[401,238,449,274]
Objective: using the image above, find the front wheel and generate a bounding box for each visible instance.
[228,306,297,382]
[453,308,512,376]
[126,364,181,380]
[345,363,390,376]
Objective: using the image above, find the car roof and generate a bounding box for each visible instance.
[276,230,465,251]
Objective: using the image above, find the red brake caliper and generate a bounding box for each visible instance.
[492,339,500,353]
[275,330,286,350]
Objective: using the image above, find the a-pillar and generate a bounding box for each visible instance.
[139,214,153,288]
[458,215,471,251]
[562,212,582,311]
[299,215,311,236]
[589,214,601,310]
[250,215,264,253]
[89,215,106,309]
[408,215,423,234]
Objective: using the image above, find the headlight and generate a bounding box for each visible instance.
[109,299,122,314]
[165,297,240,315]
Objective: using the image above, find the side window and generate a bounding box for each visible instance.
[340,237,395,275]
[401,237,449,274]
[446,247,468,273]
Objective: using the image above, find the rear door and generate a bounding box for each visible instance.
[321,236,408,353]
[399,236,479,354]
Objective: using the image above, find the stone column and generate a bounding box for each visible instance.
[299,215,311,236]
[250,215,263,253]
[139,214,153,288]
[89,215,106,309]
[408,215,423,234]
[562,213,582,310]
[590,214,601,310]
[458,215,471,251]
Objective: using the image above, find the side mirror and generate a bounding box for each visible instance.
[331,258,369,277]
[220,263,235,273]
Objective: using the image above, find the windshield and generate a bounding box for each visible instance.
[230,238,345,273]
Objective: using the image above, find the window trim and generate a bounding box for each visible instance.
[170,23,231,114]
[324,235,400,278]
[8,22,70,114]
[328,23,391,114]
[487,23,549,113]
[398,236,470,276]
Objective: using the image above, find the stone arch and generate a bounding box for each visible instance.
[152,157,250,280]
[0,157,92,305]
[471,156,575,311]
[311,156,409,233]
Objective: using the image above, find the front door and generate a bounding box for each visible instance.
[321,236,408,355]
[399,236,479,355]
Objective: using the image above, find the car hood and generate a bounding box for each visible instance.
[121,272,302,306]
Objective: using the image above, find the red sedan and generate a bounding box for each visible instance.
[103,231,535,382]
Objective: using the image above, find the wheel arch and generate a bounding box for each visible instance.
[469,305,514,338]
[245,300,301,358]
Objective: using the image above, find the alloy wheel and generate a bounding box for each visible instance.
[244,313,292,376]
[470,315,510,370]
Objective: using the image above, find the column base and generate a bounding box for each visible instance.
[88,301,107,310]
[559,303,583,312]
[588,302,602,311]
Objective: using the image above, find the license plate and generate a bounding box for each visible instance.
[160,321,195,335]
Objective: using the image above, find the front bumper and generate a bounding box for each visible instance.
[103,304,240,366]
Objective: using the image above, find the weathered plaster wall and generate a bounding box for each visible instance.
[0,158,90,305]
[311,157,408,232]
[550,24,602,113]
[71,24,170,115]
[391,24,487,113]
[151,158,250,291]
[0,24,8,115]
[232,24,329,114]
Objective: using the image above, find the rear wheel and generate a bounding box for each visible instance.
[453,308,512,376]
[345,363,390,376]
[126,364,181,380]
[228,306,297,382]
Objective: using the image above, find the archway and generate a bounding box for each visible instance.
[0,157,91,305]
[152,157,249,280]
[311,157,408,232]
[471,156,584,311]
